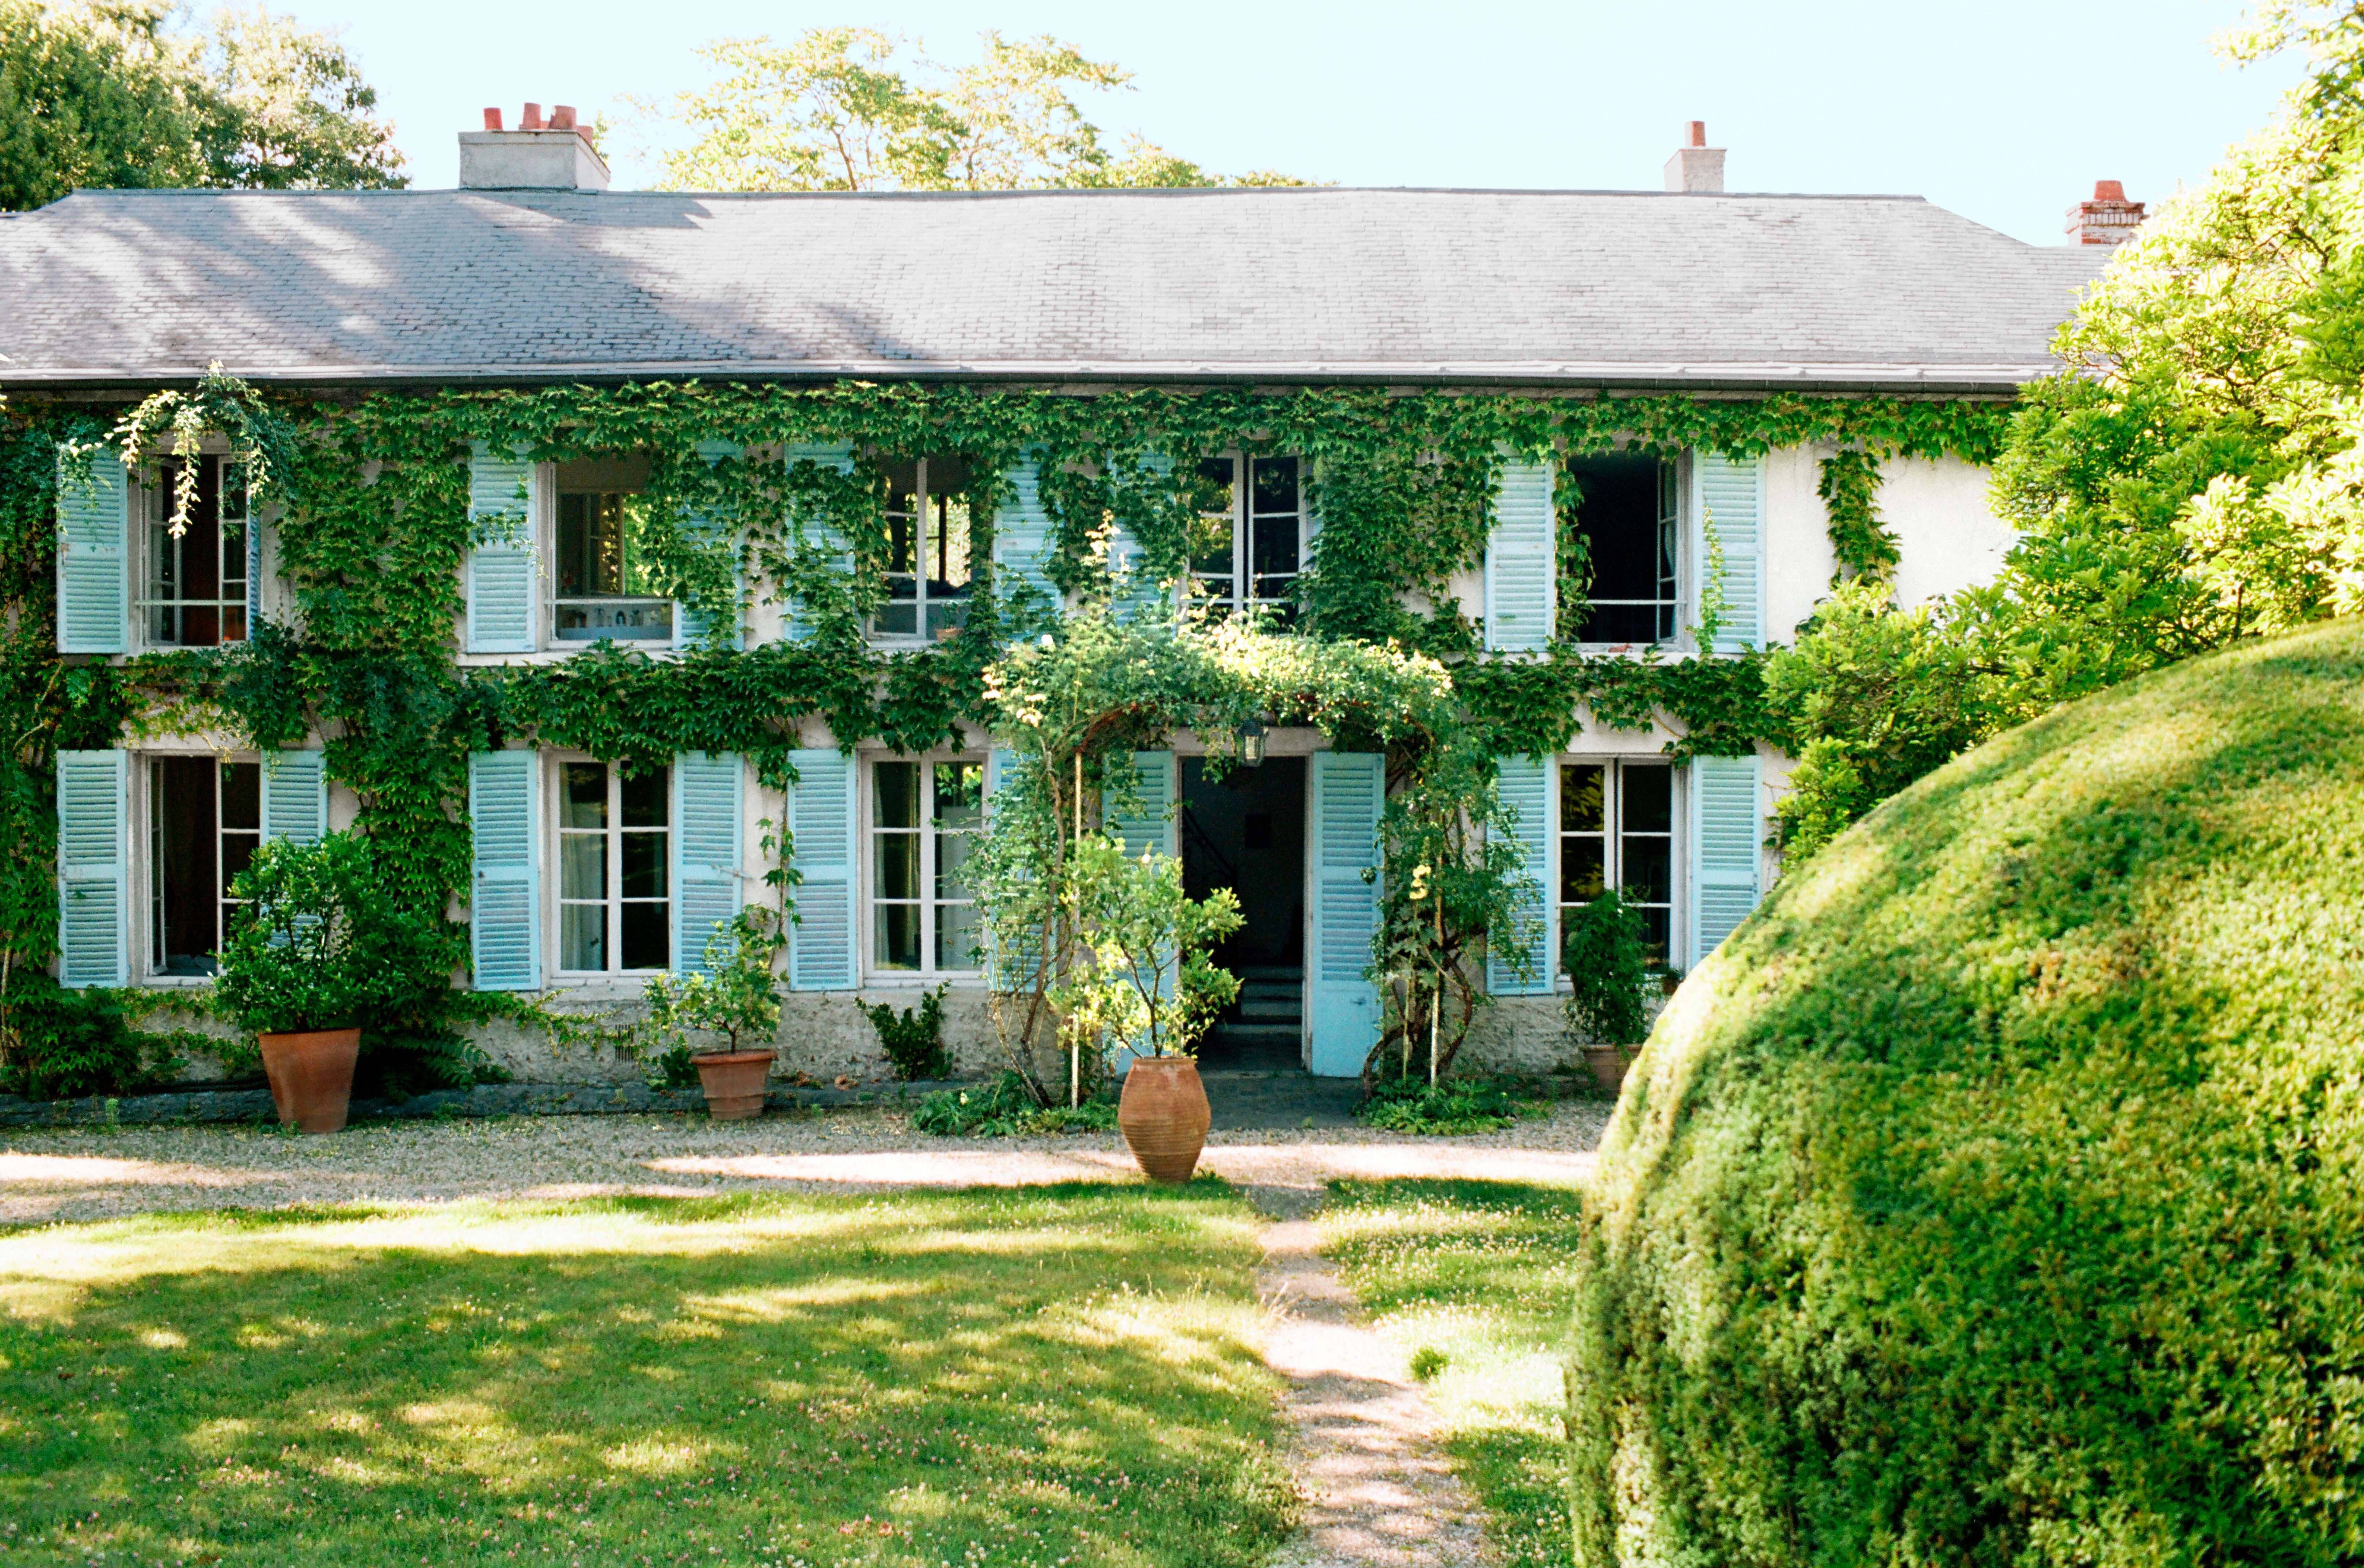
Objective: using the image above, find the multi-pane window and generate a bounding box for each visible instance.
[1565,453,1679,644]
[150,756,259,976]
[1191,454,1304,619]
[142,457,248,648]
[558,762,671,972]
[1560,761,1674,965]
[872,759,983,974]
[556,456,672,642]
[876,456,974,641]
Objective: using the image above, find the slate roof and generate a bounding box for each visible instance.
[0,185,2107,392]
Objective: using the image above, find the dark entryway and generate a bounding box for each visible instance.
[1181,756,1305,1071]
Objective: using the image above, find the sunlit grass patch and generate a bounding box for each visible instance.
[1322,1178,1585,1568]
[0,1183,1295,1567]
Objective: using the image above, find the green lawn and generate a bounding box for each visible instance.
[1319,1180,1583,1568]
[0,1184,1295,1567]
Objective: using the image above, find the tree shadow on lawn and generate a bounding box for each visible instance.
[0,1181,1297,1568]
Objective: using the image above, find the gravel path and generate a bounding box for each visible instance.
[0,1100,1611,1224]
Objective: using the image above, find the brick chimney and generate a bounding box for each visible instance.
[1664,121,1726,194]
[2066,180,2144,246]
[459,103,609,191]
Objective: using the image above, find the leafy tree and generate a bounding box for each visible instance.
[641,26,1307,192]
[0,0,404,212]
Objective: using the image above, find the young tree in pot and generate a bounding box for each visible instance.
[1562,889,1657,1092]
[640,909,783,1120]
[216,832,396,1134]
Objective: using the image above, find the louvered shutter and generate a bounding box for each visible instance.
[1109,751,1177,858]
[56,453,128,655]
[993,453,1060,619]
[468,749,540,991]
[787,747,857,990]
[1484,458,1555,652]
[983,748,1045,994]
[1108,455,1169,622]
[259,751,326,846]
[783,441,856,641]
[1488,753,1554,994]
[465,443,536,653]
[244,499,263,636]
[1689,752,1763,967]
[55,749,128,988]
[1695,452,1764,653]
[671,752,745,975]
[1306,751,1384,1077]
[676,441,744,650]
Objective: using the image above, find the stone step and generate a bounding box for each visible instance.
[1240,996,1301,1020]
[1212,1023,1301,1046]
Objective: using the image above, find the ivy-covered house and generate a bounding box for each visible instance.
[0,118,2106,1083]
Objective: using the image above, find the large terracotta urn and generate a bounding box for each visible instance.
[692,1050,774,1120]
[258,1027,361,1134]
[1118,1056,1212,1183]
[1583,1045,1629,1093]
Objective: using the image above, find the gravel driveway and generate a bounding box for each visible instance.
[0,1101,1611,1224]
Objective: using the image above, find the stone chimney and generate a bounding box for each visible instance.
[1663,121,1726,194]
[2066,180,2144,246]
[459,103,610,191]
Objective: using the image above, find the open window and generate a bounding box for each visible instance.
[141,457,248,648]
[875,455,973,642]
[554,456,672,643]
[149,755,259,976]
[1564,454,1677,645]
[1192,454,1304,621]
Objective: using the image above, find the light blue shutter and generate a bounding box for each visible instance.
[465,443,536,653]
[993,453,1059,616]
[787,747,857,990]
[1696,452,1764,653]
[784,440,856,641]
[1109,751,1177,858]
[55,749,128,988]
[1690,752,1763,967]
[468,749,540,991]
[983,748,1045,993]
[1488,753,1553,995]
[676,441,744,650]
[671,752,745,975]
[1306,751,1384,1078]
[1484,458,1555,653]
[259,751,326,846]
[56,453,128,655]
[245,508,263,635]
[1109,455,1169,622]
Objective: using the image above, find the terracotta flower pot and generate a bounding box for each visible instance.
[257,1027,361,1134]
[1118,1056,1211,1184]
[692,1050,774,1120]
[1583,1045,1630,1093]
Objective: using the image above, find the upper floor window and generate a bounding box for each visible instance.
[1560,760,1673,967]
[142,457,247,648]
[1565,454,1677,645]
[150,755,258,976]
[871,758,983,975]
[558,760,670,973]
[555,456,672,643]
[875,455,973,642]
[1192,454,1304,620]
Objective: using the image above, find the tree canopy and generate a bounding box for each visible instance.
[638,26,1310,193]
[0,0,406,212]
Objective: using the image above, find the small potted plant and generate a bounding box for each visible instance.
[641,910,783,1120]
[215,832,382,1134]
[1563,889,1657,1093]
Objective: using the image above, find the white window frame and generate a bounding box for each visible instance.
[863,752,986,981]
[548,754,673,978]
[135,455,251,652]
[869,455,975,646]
[546,462,675,650]
[1191,451,1308,619]
[1567,450,1682,651]
[1555,756,1679,977]
[134,748,261,982]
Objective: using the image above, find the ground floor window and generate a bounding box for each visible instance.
[1560,760,1673,965]
[558,761,670,972]
[150,755,259,976]
[871,758,983,975]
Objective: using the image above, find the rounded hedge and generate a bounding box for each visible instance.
[1570,620,2364,1568]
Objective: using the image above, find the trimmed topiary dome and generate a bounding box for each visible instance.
[1570,620,2364,1567]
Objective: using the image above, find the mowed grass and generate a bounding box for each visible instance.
[1320,1180,1582,1568]
[0,1183,1296,1568]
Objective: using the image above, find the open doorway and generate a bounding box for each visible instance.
[1180,755,1305,1070]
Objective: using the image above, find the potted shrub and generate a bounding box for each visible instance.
[1050,834,1241,1182]
[1563,889,1657,1092]
[641,910,783,1120]
[215,833,385,1134]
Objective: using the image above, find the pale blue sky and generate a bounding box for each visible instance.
[285,0,2298,246]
